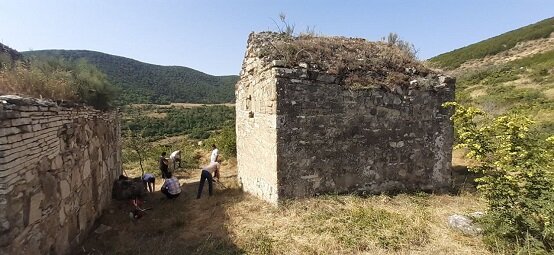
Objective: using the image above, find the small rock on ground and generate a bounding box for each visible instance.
[448,214,482,236]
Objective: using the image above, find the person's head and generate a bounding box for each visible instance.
[161,152,166,156]
[212,144,217,149]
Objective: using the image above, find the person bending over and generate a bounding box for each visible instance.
[197,160,220,199]
[170,150,182,169]
[142,173,155,192]
[161,172,181,199]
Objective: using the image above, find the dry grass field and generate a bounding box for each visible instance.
[75,153,488,255]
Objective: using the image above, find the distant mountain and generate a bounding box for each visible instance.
[22,50,238,104]
[429,17,554,136]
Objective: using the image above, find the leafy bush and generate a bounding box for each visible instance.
[205,123,236,157]
[444,102,554,253]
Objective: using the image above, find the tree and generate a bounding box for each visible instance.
[124,128,152,178]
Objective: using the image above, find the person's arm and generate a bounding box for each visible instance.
[214,164,220,180]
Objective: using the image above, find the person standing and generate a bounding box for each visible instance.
[159,152,169,179]
[170,150,182,169]
[160,172,181,199]
[210,144,219,163]
[197,160,220,199]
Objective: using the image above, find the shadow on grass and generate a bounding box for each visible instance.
[74,169,246,255]
[450,164,481,194]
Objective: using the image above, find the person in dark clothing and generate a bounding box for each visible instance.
[196,160,220,199]
[159,152,169,179]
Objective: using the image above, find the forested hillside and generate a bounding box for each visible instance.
[23,50,238,104]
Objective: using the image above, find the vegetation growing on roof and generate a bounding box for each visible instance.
[252,32,432,90]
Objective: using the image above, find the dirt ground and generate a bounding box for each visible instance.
[74,156,487,255]
[75,160,245,255]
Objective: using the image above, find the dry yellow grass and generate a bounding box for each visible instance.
[544,88,554,99]
[76,156,488,255]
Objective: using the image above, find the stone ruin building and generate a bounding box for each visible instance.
[236,32,455,204]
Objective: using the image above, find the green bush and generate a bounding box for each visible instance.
[205,123,236,158]
[445,102,554,253]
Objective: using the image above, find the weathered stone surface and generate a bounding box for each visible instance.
[448,214,482,236]
[28,192,44,224]
[0,95,122,255]
[236,33,455,204]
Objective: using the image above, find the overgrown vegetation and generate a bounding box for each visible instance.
[430,17,554,69]
[454,49,554,135]
[123,105,235,139]
[0,55,117,109]
[23,50,238,105]
[121,104,236,176]
[254,32,430,90]
[445,102,554,254]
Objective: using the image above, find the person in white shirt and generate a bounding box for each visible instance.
[170,150,182,169]
[196,160,220,199]
[210,144,219,163]
[142,173,155,192]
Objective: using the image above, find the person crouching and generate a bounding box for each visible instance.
[161,172,181,199]
[196,160,220,199]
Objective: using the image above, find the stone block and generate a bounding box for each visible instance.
[28,192,44,224]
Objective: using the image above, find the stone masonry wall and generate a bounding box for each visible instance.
[237,33,455,203]
[236,53,280,204]
[0,96,121,255]
[275,69,455,199]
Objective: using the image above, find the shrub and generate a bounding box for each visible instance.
[444,102,554,253]
[0,56,117,109]
[205,123,236,157]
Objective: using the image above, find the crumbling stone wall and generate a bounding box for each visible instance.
[236,33,455,204]
[0,95,121,255]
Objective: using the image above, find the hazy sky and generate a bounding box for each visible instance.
[1,1,553,75]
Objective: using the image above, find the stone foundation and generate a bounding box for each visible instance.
[0,96,121,255]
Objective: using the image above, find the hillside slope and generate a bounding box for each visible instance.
[23,50,238,104]
[430,17,554,70]
[429,17,554,136]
